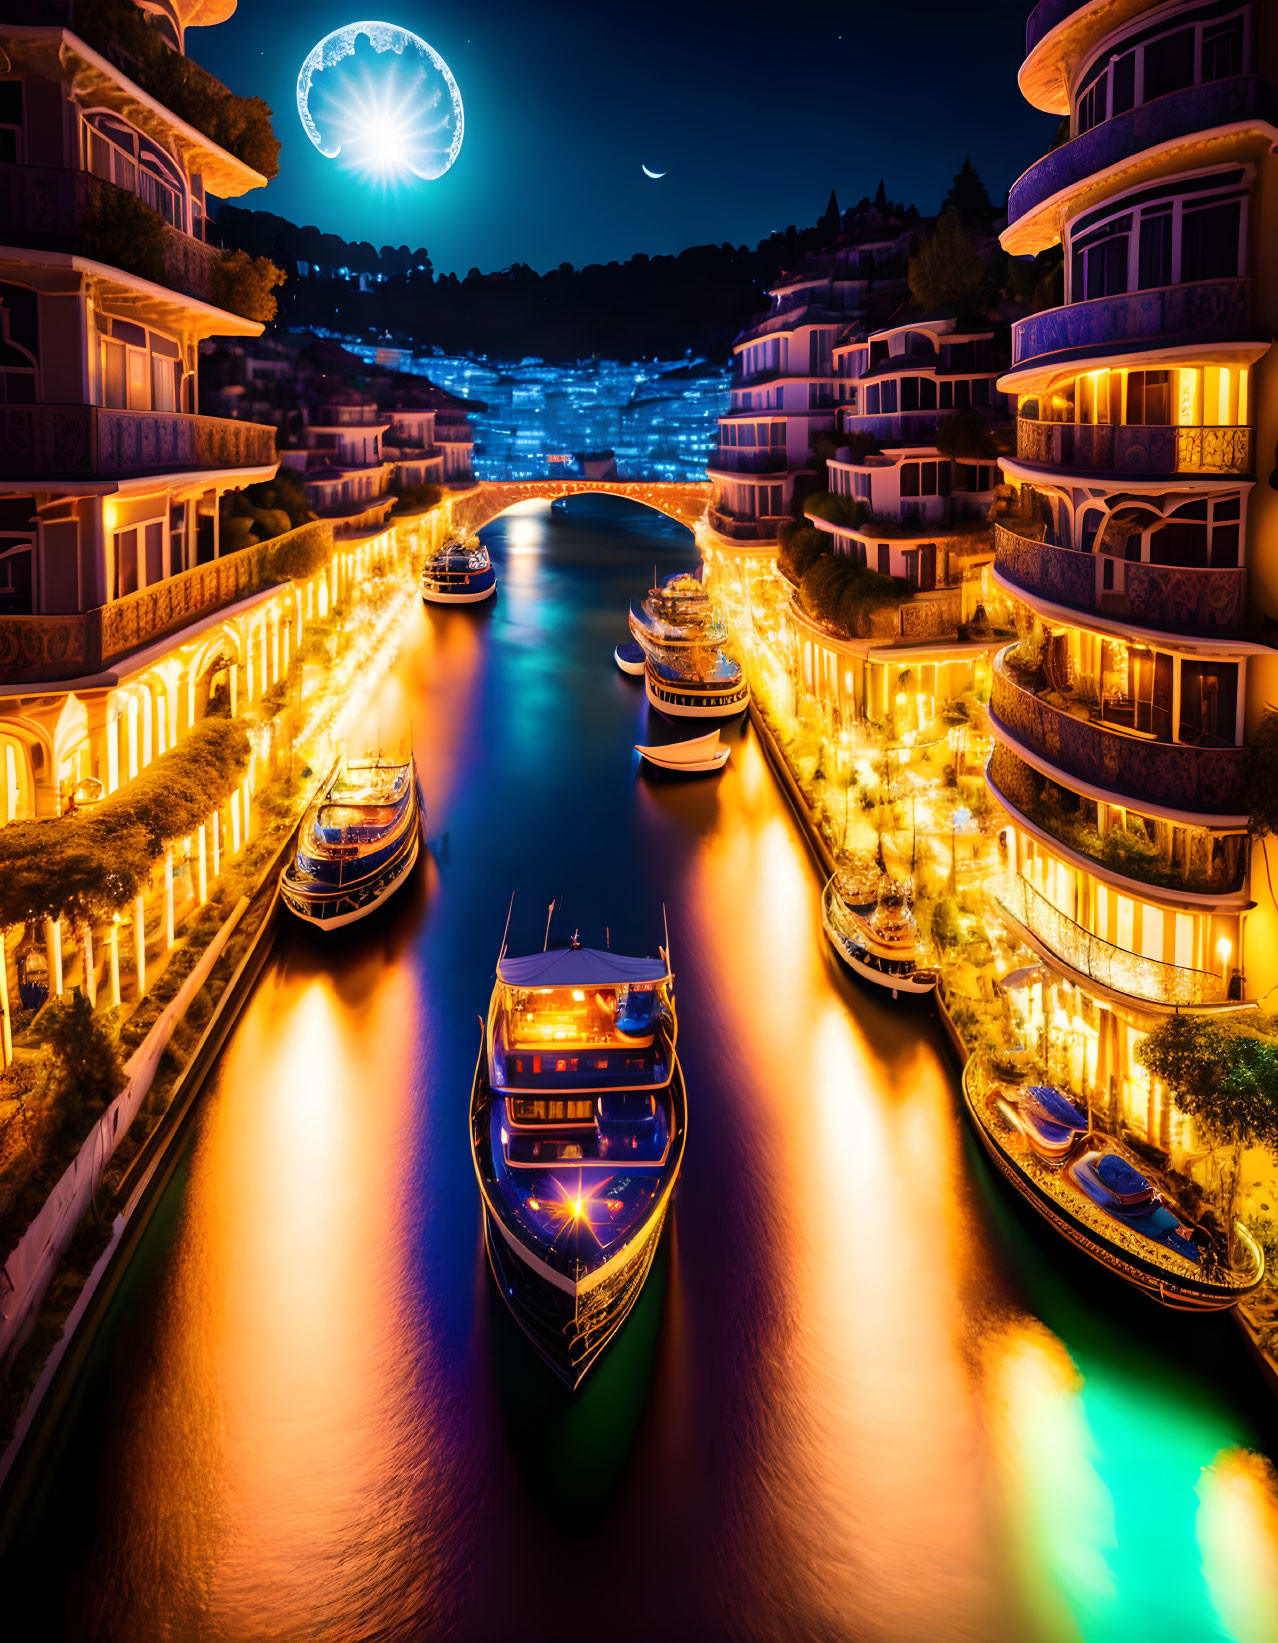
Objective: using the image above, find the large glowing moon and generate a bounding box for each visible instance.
[296,21,463,183]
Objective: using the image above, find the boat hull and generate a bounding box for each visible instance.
[645,669,748,720]
[638,747,729,775]
[421,567,497,604]
[282,826,421,929]
[962,1060,1263,1311]
[470,1047,686,1388]
[820,885,937,996]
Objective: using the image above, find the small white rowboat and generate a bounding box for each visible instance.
[635,729,730,774]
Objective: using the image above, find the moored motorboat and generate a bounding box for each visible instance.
[820,873,939,997]
[964,1056,1264,1310]
[281,754,424,930]
[614,639,647,676]
[470,933,687,1387]
[420,534,497,604]
[635,729,729,774]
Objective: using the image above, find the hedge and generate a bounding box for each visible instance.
[0,719,251,927]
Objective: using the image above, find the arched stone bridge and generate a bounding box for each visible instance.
[448,479,711,536]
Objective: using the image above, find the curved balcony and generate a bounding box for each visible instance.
[0,164,262,321]
[1025,0,1090,55]
[707,507,784,543]
[706,448,787,475]
[990,650,1245,817]
[993,525,1247,634]
[1006,77,1277,243]
[1013,418,1252,478]
[1011,280,1253,370]
[0,405,276,480]
[994,872,1226,1007]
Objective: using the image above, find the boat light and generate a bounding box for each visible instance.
[500,1126,508,1147]
[528,1197,541,1211]
[572,988,585,1001]
[573,1196,584,1219]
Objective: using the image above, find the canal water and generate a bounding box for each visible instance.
[4,498,1278,1642]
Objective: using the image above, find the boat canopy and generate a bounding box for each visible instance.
[498,946,669,988]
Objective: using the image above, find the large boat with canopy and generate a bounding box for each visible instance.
[627,570,749,721]
[962,1058,1265,1311]
[281,754,425,930]
[470,929,686,1387]
[420,533,497,604]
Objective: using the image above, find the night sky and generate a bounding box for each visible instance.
[189,0,1058,276]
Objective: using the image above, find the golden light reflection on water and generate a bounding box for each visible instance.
[93,955,446,1641]
[672,732,1023,1638]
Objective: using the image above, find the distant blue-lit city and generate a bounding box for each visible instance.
[346,343,729,481]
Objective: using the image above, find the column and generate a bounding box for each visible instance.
[0,939,12,1068]
[133,894,146,997]
[80,921,96,1008]
[197,822,208,905]
[108,919,121,1008]
[44,916,63,998]
[164,849,175,950]
[230,788,241,855]
[211,809,220,878]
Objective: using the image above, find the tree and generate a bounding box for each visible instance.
[943,157,995,230]
[1137,1013,1278,1249]
[909,209,989,311]
[818,187,841,241]
[1242,708,1278,837]
[44,992,126,1118]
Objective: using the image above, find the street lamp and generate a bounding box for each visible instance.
[1216,933,1233,985]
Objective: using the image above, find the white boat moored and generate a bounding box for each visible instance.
[635,729,730,774]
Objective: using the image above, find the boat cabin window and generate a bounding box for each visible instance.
[319,804,398,830]
[510,1097,594,1123]
[502,982,662,1048]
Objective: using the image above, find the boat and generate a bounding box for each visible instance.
[281,754,424,930]
[964,1056,1265,1310]
[614,639,647,676]
[470,933,687,1387]
[626,569,749,720]
[420,534,496,604]
[644,650,749,720]
[820,873,939,997]
[635,729,729,774]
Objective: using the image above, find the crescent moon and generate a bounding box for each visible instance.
[642,164,667,179]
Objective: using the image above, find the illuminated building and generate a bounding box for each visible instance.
[989,0,1278,1143]
[281,385,395,537]
[0,0,279,826]
[705,208,916,546]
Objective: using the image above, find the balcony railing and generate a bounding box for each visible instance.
[706,448,787,474]
[990,650,1246,816]
[707,508,786,542]
[993,524,1247,632]
[1008,78,1277,228]
[994,871,1226,1006]
[0,522,334,685]
[0,405,276,479]
[0,163,232,309]
[1012,280,1254,368]
[1014,418,1252,476]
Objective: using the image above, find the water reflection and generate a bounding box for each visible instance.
[5,497,1278,1643]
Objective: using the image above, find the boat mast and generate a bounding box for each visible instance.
[497,892,515,968]
[543,898,555,952]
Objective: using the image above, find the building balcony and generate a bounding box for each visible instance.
[1025,0,1090,57]
[707,507,785,542]
[993,871,1227,1008]
[1005,77,1278,248]
[989,649,1246,817]
[0,404,276,480]
[0,520,332,684]
[1011,280,1253,370]
[1013,418,1252,478]
[837,409,945,445]
[987,740,1249,900]
[993,524,1247,634]
[706,448,787,474]
[0,163,258,321]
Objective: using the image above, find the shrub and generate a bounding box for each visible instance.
[777,521,828,585]
[936,412,997,462]
[44,993,126,1115]
[81,187,169,285]
[391,484,444,516]
[908,209,989,311]
[221,515,259,554]
[243,470,311,530]
[804,491,869,529]
[261,522,333,583]
[210,249,286,324]
[799,554,908,640]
